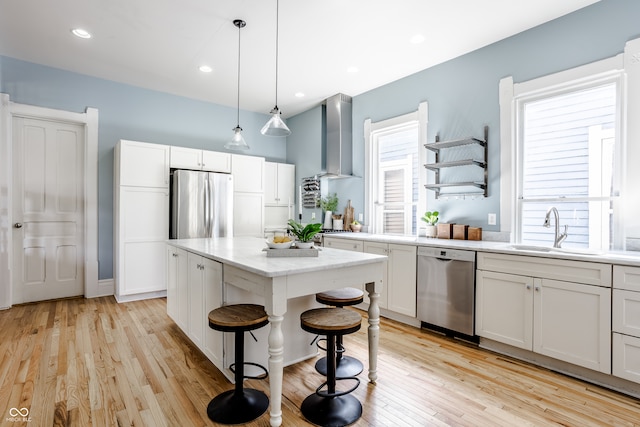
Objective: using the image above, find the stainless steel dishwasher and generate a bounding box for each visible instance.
[417,247,476,337]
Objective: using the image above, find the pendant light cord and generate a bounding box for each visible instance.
[274,0,280,109]
[236,21,241,127]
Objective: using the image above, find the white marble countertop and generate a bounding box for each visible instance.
[167,236,387,277]
[322,232,640,267]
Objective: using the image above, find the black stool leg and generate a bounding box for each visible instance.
[302,333,362,427]
[315,333,364,378]
[207,330,269,424]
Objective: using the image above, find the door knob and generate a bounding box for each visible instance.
[14,223,23,228]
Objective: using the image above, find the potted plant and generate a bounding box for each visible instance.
[350,220,362,232]
[320,193,339,229]
[420,211,439,238]
[287,220,322,248]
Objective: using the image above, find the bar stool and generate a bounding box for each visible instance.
[206,304,269,424]
[300,307,363,427]
[315,287,364,378]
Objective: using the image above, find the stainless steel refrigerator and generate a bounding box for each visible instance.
[170,169,233,239]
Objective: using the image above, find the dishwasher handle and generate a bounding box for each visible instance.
[417,246,476,262]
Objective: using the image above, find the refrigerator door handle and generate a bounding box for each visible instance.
[204,175,211,237]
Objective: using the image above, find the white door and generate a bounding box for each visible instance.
[12,116,85,303]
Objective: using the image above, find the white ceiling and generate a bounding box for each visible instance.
[0,0,599,118]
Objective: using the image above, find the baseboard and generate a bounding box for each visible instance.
[92,278,114,297]
[114,290,167,303]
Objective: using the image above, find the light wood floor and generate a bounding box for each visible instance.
[1,297,639,426]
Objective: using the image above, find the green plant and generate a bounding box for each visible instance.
[287,220,322,242]
[320,193,339,212]
[351,220,360,225]
[421,211,439,225]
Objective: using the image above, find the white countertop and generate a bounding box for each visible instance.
[322,232,640,267]
[167,236,388,277]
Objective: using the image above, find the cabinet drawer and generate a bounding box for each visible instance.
[478,252,611,287]
[614,265,640,291]
[324,238,364,252]
[613,333,640,384]
[613,289,640,336]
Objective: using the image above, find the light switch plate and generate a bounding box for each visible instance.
[488,213,497,225]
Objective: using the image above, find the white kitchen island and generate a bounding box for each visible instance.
[166,236,386,427]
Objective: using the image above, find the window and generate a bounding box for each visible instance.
[364,103,428,235]
[512,72,623,250]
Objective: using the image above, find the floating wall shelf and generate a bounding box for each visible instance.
[424,126,488,198]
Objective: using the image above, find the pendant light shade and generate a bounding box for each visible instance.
[261,0,291,137]
[225,19,250,150]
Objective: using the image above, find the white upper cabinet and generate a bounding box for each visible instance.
[118,139,169,187]
[231,154,265,193]
[265,162,295,206]
[170,146,231,173]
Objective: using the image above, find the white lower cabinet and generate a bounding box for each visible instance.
[363,241,416,317]
[166,245,316,377]
[166,245,223,368]
[613,265,640,384]
[476,252,612,374]
[322,237,365,294]
[323,237,417,317]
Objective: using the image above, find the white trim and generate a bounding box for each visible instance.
[499,76,514,237]
[0,94,11,309]
[499,45,635,247]
[0,96,100,306]
[364,102,428,234]
[623,38,640,240]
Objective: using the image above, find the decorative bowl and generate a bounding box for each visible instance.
[266,237,293,249]
[294,241,314,249]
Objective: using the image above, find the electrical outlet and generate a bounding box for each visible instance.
[311,212,316,220]
[359,213,363,222]
[488,213,497,225]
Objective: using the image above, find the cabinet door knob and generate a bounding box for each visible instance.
[14,223,23,228]
[172,253,178,257]
[534,286,540,292]
[526,285,531,290]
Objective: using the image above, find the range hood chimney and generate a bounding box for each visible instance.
[323,93,353,178]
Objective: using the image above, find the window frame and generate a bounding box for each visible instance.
[364,102,428,236]
[499,53,629,249]
[514,75,623,249]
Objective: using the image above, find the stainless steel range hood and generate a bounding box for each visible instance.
[322,93,353,178]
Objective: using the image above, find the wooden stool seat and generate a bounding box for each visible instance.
[208,304,268,332]
[206,304,269,425]
[300,307,363,426]
[301,307,362,336]
[315,287,364,307]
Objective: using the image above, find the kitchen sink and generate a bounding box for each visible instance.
[507,244,604,256]
[508,244,552,252]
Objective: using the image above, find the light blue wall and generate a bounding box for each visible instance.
[0,56,286,279]
[312,0,640,230]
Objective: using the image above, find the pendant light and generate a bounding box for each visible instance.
[261,0,291,137]
[225,19,250,150]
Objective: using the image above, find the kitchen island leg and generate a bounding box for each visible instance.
[267,313,284,427]
[366,281,380,383]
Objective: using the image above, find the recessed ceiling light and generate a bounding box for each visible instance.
[347,66,359,73]
[410,34,425,44]
[295,92,305,98]
[199,65,213,73]
[71,28,92,39]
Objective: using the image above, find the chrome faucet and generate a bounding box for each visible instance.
[543,207,568,248]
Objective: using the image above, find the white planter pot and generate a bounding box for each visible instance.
[424,225,437,238]
[295,241,314,249]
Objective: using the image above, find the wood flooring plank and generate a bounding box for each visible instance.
[1,297,640,426]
